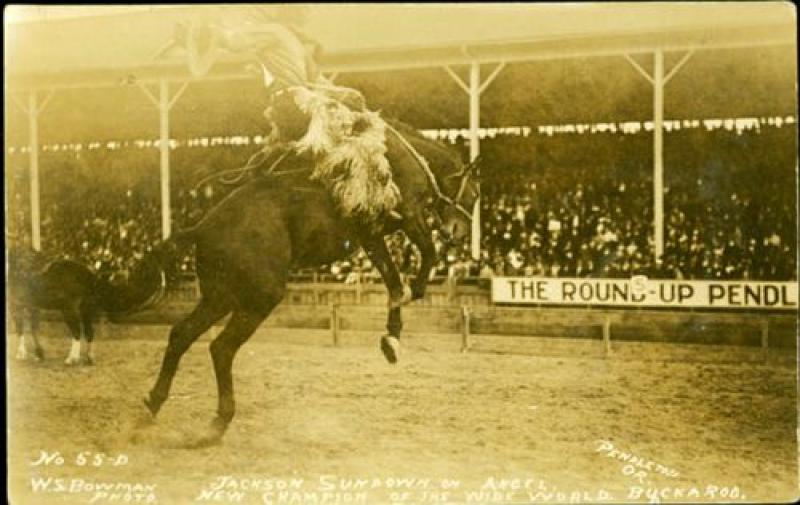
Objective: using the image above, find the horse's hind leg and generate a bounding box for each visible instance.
[145,298,231,418]
[29,308,44,361]
[63,309,84,366]
[205,305,272,441]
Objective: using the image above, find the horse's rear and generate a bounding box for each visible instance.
[189,175,354,298]
[142,173,361,445]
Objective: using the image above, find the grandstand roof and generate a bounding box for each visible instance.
[5,3,795,90]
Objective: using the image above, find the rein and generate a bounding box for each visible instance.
[191,149,292,193]
[385,123,474,221]
[453,166,476,205]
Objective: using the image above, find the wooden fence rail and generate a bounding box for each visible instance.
[327,303,795,361]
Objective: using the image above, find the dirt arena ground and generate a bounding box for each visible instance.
[7,322,799,504]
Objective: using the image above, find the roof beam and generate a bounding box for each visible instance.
[323,23,794,73]
[5,23,794,91]
[664,50,694,85]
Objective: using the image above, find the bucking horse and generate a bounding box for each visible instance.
[126,114,479,445]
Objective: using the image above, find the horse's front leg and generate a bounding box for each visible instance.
[403,215,437,301]
[63,309,85,366]
[361,235,407,363]
[80,304,96,365]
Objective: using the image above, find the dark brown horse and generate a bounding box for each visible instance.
[138,123,479,444]
[7,246,165,365]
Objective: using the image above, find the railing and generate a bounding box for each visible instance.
[326,303,793,361]
[164,272,491,307]
[155,273,795,359]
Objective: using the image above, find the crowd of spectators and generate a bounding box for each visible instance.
[6,126,797,284]
[472,127,796,281]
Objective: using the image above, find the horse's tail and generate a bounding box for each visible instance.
[98,229,199,317]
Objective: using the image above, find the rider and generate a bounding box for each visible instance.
[172,12,400,224]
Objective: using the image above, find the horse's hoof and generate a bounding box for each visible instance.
[189,433,223,449]
[33,348,45,361]
[16,350,27,361]
[187,418,227,449]
[133,416,155,431]
[142,396,159,418]
[132,411,155,431]
[128,415,157,445]
[80,356,94,366]
[64,357,79,366]
[380,335,400,364]
[210,417,229,437]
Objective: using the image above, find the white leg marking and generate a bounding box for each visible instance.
[65,339,82,365]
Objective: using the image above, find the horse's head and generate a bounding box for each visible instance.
[385,120,480,244]
[438,157,480,243]
[7,235,39,274]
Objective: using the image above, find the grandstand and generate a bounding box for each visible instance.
[6,4,796,280]
[5,3,796,285]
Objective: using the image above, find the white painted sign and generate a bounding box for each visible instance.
[491,276,798,310]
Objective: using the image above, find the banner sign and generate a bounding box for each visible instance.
[491,276,798,310]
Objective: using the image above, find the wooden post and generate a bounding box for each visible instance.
[194,275,201,300]
[468,61,481,260]
[461,305,471,353]
[28,90,41,250]
[331,304,339,347]
[603,316,612,356]
[653,49,665,260]
[137,80,187,241]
